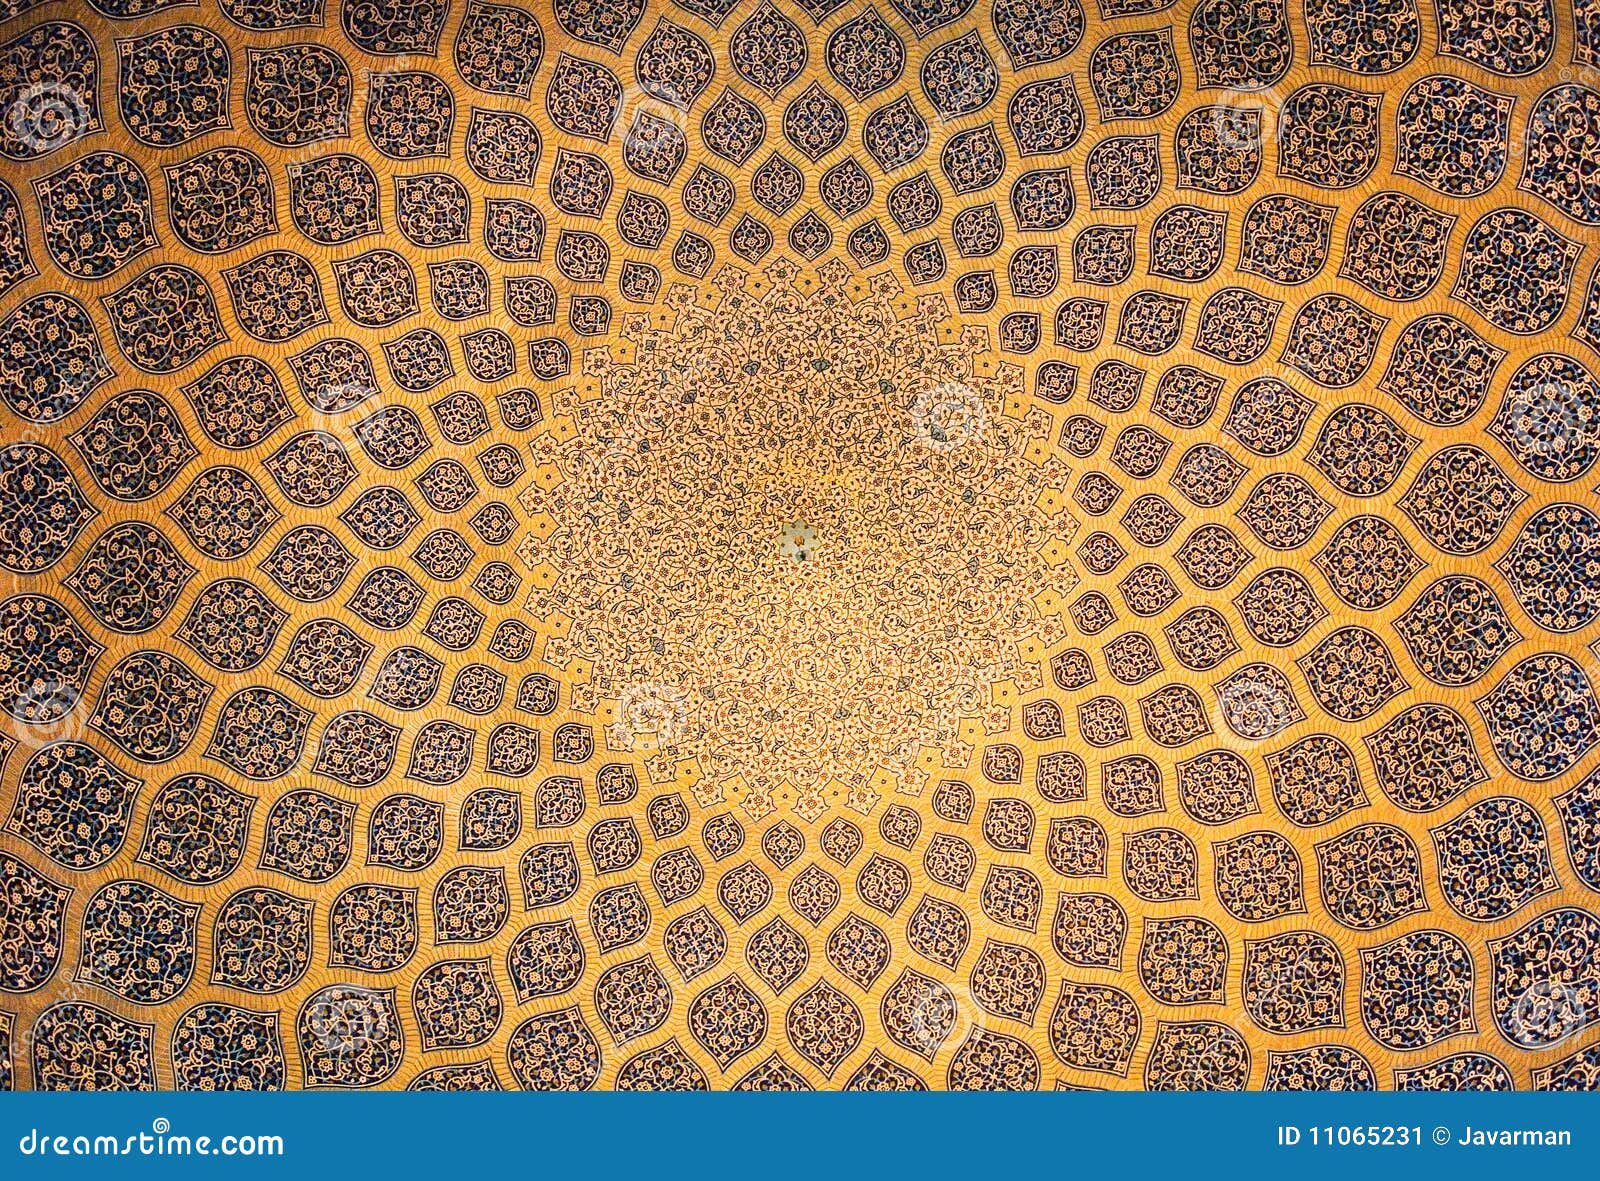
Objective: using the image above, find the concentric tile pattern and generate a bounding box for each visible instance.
[2,0,1600,1091]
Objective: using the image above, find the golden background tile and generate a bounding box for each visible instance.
[1,0,1599,1091]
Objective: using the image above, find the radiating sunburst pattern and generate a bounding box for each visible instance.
[2,0,1600,1093]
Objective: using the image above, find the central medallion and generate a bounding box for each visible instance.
[518,262,1079,817]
